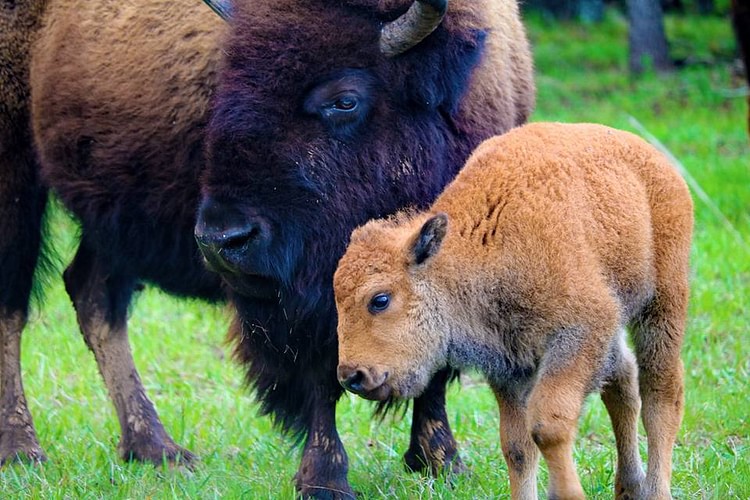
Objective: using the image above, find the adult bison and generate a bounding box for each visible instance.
[1,0,534,496]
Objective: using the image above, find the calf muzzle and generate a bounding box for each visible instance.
[337,364,391,400]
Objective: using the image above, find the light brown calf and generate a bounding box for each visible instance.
[334,122,693,499]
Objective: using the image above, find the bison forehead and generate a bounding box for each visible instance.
[225,0,381,90]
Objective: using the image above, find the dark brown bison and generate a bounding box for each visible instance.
[1,0,534,496]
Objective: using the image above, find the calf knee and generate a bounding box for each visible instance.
[529,413,577,452]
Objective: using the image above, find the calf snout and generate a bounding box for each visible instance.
[337,364,390,400]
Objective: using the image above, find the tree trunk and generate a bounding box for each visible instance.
[627,0,673,74]
[579,0,605,22]
[696,0,715,14]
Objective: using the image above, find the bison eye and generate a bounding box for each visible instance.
[321,93,361,120]
[303,70,377,136]
[368,293,391,314]
[332,96,358,111]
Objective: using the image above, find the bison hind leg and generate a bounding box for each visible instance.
[63,240,194,466]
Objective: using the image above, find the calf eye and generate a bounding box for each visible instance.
[368,293,391,314]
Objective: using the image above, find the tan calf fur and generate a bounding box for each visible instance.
[334,122,693,499]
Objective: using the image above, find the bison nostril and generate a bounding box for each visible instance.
[221,226,256,251]
[195,222,265,257]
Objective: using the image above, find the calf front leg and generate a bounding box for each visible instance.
[494,390,539,500]
[294,388,354,499]
[527,317,619,499]
[403,367,463,476]
[64,242,192,465]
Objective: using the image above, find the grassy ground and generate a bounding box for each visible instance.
[3,9,748,499]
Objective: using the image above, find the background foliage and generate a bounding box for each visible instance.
[2,8,748,499]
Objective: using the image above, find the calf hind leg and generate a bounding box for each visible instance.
[63,241,192,465]
[601,331,645,499]
[403,368,464,476]
[631,298,687,499]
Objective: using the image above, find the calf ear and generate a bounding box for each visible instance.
[411,213,448,266]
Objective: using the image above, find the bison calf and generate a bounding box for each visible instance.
[334,122,693,499]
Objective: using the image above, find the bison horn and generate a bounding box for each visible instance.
[203,0,232,21]
[380,0,448,57]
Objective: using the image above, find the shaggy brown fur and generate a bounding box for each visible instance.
[335,123,693,499]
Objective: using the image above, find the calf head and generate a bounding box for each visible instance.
[196,0,487,334]
[334,213,451,400]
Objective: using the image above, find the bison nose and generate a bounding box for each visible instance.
[338,364,388,395]
[195,196,270,272]
[195,224,259,255]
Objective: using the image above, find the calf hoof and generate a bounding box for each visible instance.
[403,444,466,477]
[0,426,46,465]
[119,435,194,467]
[640,484,672,500]
[615,469,646,499]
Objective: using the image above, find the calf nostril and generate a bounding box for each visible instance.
[343,369,366,393]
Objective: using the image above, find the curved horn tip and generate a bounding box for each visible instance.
[379,0,450,57]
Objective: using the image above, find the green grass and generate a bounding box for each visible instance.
[4,10,749,499]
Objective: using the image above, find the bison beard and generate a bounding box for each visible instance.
[2,0,533,497]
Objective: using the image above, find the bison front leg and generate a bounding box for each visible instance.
[63,241,192,465]
[294,390,354,499]
[403,367,463,476]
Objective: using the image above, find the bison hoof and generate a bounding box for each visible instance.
[119,437,195,467]
[294,473,356,500]
[293,449,355,499]
[296,483,357,500]
[403,446,466,477]
[0,426,47,466]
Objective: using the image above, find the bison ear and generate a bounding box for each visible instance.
[400,28,487,116]
[203,0,232,21]
[411,213,448,266]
